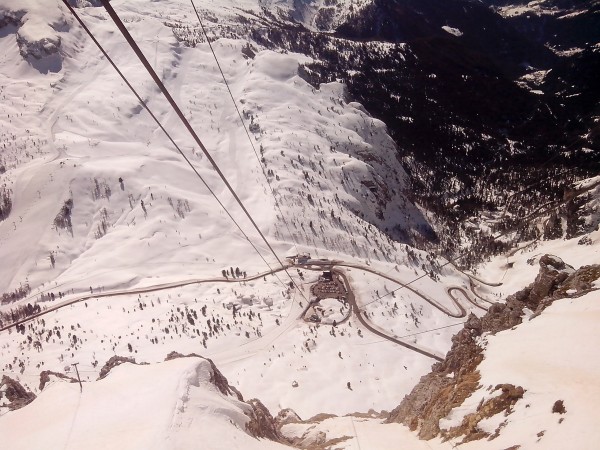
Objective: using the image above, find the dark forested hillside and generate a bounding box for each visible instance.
[481,0,600,49]
[249,0,599,265]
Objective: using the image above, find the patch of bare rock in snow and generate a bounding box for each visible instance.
[386,254,600,446]
[0,352,292,449]
[0,0,66,61]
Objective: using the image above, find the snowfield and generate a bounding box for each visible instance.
[463,290,600,449]
[0,356,291,450]
[0,0,429,298]
[0,0,478,421]
[0,261,489,418]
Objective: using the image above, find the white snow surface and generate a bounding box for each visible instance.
[0,0,472,422]
[457,290,600,449]
[0,0,425,298]
[475,226,600,300]
[0,357,290,450]
[0,0,598,449]
[258,0,372,31]
[441,26,463,37]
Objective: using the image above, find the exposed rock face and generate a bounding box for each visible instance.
[0,8,24,29]
[0,375,36,410]
[527,255,573,305]
[205,358,244,400]
[387,255,600,442]
[275,408,302,428]
[245,398,283,441]
[163,352,283,443]
[0,1,64,62]
[542,262,600,302]
[39,370,78,391]
[386,324,484,440]
[164,350,195,361]
[443,384,525,443]
[97,355,138,380]
[16,32,61,59]
[552,399,567,415]
[164,351,243,400]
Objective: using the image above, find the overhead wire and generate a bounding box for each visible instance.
[4,4,593,391]
[360,259,455,308]
[61,0,275,270]
[62,0,316,312]
[61,1,587,336]
[188,0,305,257]
[61,0,309,298]
[359,321,467,345]
[92,5,576,285]
[100,0,312,298]
[50,5,536,342]
[97,0,291,275]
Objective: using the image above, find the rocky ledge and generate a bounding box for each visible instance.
[386,255,599,442]
[0,375,36,411]
[164,351,284,443]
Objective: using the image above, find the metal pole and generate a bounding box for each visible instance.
[72,363,83,392]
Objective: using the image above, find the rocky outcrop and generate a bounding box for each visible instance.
[528,255,572,304]
[387,255,600,442]
[552,399,566,414]
[16,32,61,59]
[0,2,64,62]
[164,351,243,400]
[205,358,244,400]
[164,352,283,443]
[443,384,525,443]
[164,351,198,362]
[97,355,139,380]
[0,8,24,29]
[275,408,302,428]
[386,323,484,440]
[0,375,36,411]
[39,370,78,391]
[245,398,282,441]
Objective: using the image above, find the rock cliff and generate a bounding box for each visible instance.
[387,255,600,442]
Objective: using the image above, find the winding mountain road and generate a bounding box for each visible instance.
[0,267,290,333]
[334,269,445,362]
[1,258,497,362]
[304,260,493,317]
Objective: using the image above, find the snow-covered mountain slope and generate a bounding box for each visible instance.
[282,278,600,450]
[457,289,600,450]
[384,244,600,448]
[0,0,477,420]
[482,0,600,53]
[259,0,372,31]
[0,0,598,448]
[0,257,485,417]
[0,356,290,450]
[0,0,430,298]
